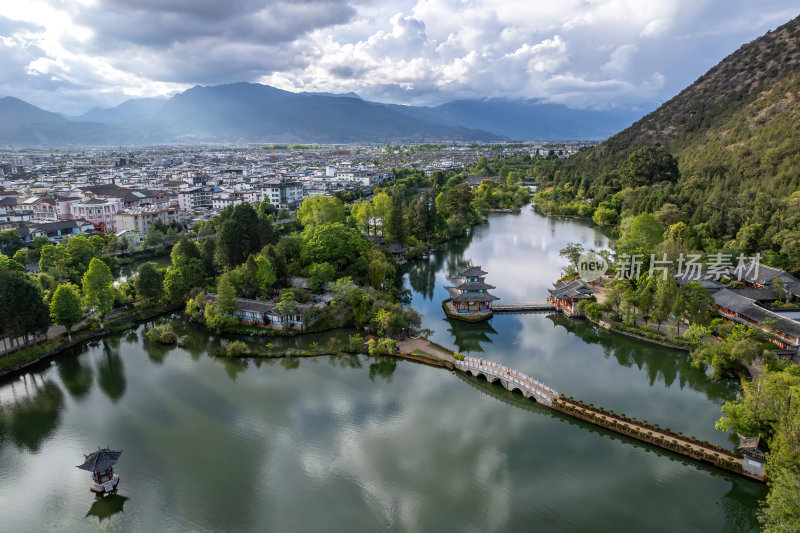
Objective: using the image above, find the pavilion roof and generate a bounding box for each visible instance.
[451,292,500,303]
[452,281,496,291]
[77,448,122,472]
[458,265,488,277]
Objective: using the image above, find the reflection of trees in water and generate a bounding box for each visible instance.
[457,370,762,529]
[368,356,397,382]
[57,354,94,399]
[720,479,767,533]
[85,494,129,522]
[329,353,363,369]
[223,358,249,380]
[447,318,499,354]
[546,314,740,404]
[404,231,473,301]
[97,340,127,402]
[0,377,64,452]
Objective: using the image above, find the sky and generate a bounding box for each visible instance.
[0,0,797,115]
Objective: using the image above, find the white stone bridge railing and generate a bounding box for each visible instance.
[455,356,558,405]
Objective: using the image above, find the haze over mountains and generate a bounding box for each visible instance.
[0,83,644,146]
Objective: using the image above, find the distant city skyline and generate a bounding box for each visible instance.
[0,1,797,115]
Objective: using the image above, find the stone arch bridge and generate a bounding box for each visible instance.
[454,356,558,405]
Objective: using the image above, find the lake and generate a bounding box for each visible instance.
[0,209,765,532]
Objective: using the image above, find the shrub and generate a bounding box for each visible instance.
[145,324,178,344]
[348,334,365,351]
[377,337,397,354]
[224,340,250,357]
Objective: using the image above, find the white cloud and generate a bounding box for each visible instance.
[0,0,797,113]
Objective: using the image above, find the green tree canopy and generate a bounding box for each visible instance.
[215,203,273,268]
[82,257,114,324]
[297,195,346,227]
[300,223,369,270]
[619,144,680,189]
[135,262,165,302]
[49,283,83,337]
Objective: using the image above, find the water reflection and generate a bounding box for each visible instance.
[0,378,64,452]
[85,494,129,522]
[456,371,762,532]
[445,318,499,354]
[548,314,740,404]
[368,356,397,382]
[57,355,94,399]
[97,340,127,402]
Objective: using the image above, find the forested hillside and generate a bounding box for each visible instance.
[534,15,800,273]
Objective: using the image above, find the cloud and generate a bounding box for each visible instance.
[0,0,797,113]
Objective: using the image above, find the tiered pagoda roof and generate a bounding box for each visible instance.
[445,263,500,303]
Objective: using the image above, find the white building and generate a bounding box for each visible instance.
[115,207,182,235]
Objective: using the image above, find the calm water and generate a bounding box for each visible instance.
[0,209,765,532]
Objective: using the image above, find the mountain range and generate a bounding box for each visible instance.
[0,84,644,146]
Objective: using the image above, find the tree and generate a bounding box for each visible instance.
[297,195,346,227]
[371,192,393,235]
[135,262,164,302]
[386,192,406,244]
[559,243,584,272]
[276,291,298,316]
[654,203,682,226]
[49,283,83,338]
[300,223,369,270]
[618,144,679,189]
[364,249,388,289]
[616,213,665,256]
[683,282,712,325]
[0,254,25,273]
[82,258,114,326]
[409,191,437,243]
[0,267,50,350]
[352,200,375,235]
[670,288,686,335]
[0,229,23,256]
[171,233,201,265]
[216,272,238,314]
[308,262,335,293]
[216,203,273,268]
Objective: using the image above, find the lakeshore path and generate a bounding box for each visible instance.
[397,338,456,364]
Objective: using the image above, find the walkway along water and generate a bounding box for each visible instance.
[448,353,763,482]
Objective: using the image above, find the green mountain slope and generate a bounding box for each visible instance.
[537,14,800,272]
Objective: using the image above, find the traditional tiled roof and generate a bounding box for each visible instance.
[737,434,768,461]
[450,291,500,303]
[736,260,797,286]
[713,289,800,342]
[458,265,488,277]
[387,243,408,254]
[549,279,595,300]
[727,288,781,302]
[76,448,122,472]
[453,281,496,291]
